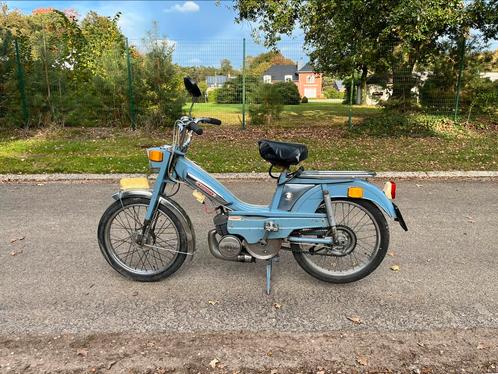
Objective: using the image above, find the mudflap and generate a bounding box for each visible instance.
[393,203,408,231]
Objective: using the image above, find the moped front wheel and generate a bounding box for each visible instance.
[292,199,389,283]
[97,197,188,282]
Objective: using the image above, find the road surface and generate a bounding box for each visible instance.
[1,179,497,373]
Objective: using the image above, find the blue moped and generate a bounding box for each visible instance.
[98,77,407,293]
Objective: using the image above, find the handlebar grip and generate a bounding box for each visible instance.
[188,122,203,135]
[205,117,221,125]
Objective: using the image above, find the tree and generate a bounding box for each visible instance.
[233,0,498,106]
[220,58,234,76]
[246,51,295,77]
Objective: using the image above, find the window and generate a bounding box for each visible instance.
[263,75,271,83]
[284,75,293,82]
[306,74,316,83]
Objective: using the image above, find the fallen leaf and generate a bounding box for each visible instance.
[273,303,281,310]
[10,251,17,256]
[267,350,273,357]
[209,358,219,368]
[416,184,423,188]
[390,265,400,272]
[107,360,117,370]
[208,300,218,305]
[76,349,88,357]
[10,236,25,244]
[356,355,368,366]
[388,251,396,257]
[346,316,362,325]
[417,342,425,348]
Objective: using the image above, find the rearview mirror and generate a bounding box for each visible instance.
[184,77,202,98]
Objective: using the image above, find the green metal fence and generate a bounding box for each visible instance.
[1,34,496,130]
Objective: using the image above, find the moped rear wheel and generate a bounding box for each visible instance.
[98,197,188,281]
[292,199,389,283]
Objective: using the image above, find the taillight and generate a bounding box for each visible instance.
[383,181,396,199]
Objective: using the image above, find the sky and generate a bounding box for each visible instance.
[4,0,308,68]
[4,1,496,68]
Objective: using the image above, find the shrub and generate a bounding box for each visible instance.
[216,76,260,104]
[463,78,498,120]
[248,84,283,125]
[273,81,301,104]
[207,88,220,103]
[301,96,308,103]
[324,88,344,99]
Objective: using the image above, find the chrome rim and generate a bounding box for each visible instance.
[298,200,381,277]
[105,203,180,275]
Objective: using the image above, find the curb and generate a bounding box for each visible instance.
[1,171,498,183]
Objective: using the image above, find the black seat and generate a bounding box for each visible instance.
[258,139,308,168]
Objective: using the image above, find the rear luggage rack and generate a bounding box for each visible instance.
[299,170,376,179]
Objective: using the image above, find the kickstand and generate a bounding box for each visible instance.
[265,258,273,295]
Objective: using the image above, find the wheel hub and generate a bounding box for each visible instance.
[332,225,357,256]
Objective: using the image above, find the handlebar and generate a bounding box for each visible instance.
[198,117,221,126]
[185,117,221,136]
[187,122,203,135]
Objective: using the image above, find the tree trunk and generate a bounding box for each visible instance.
[360,66,368,105]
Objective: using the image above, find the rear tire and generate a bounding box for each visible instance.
[293,199,389,283]
[97,197,188,282]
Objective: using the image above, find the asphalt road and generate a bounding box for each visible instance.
[1,179,498,335]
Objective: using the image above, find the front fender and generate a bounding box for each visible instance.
[291,180,397,218]
[112,190,196,258]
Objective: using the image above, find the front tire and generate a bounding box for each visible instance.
[97,197,188,282]
[293,199,389,283]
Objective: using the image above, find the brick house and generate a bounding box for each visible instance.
[262,63,323,98]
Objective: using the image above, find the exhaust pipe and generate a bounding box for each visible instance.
[208,229,253,262]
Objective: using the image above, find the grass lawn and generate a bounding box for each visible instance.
[1,120,497,174]
[186,101,378,127]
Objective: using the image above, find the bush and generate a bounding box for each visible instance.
[216,76,260,104]
[248,84,283,125]
[273,81,301,104]
[301,96,308,103]
[463,78,498,120]
[324,88,344,99]
[207,88,220,103]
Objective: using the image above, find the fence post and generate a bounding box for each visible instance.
[242,38,246,129]
[125,38,136,130]
[348,70,355,129]
[14,39,29,129]
[454,35,465,122]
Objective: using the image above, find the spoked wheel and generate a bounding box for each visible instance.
[292,199,389,283]
[98,197,188,281]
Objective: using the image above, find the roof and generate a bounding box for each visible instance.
[298,62,315,73]
[206,75,229,86]
[262,64,298,81]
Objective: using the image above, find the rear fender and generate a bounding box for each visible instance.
[112,190,196,259]
[291,179,397,218]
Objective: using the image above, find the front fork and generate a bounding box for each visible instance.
[141,157,172,243]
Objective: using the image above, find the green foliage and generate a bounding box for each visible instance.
[248,84,283,125]
[301,96,308,103]
[0,6,184,128]
[273,81,301,104]
[216,75,259,104]
[207,88,220,103]
[324,88,344,99]
[233,0,498,109]
[464,78,498,120]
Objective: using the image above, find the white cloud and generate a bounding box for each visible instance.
[164,1,200,13]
